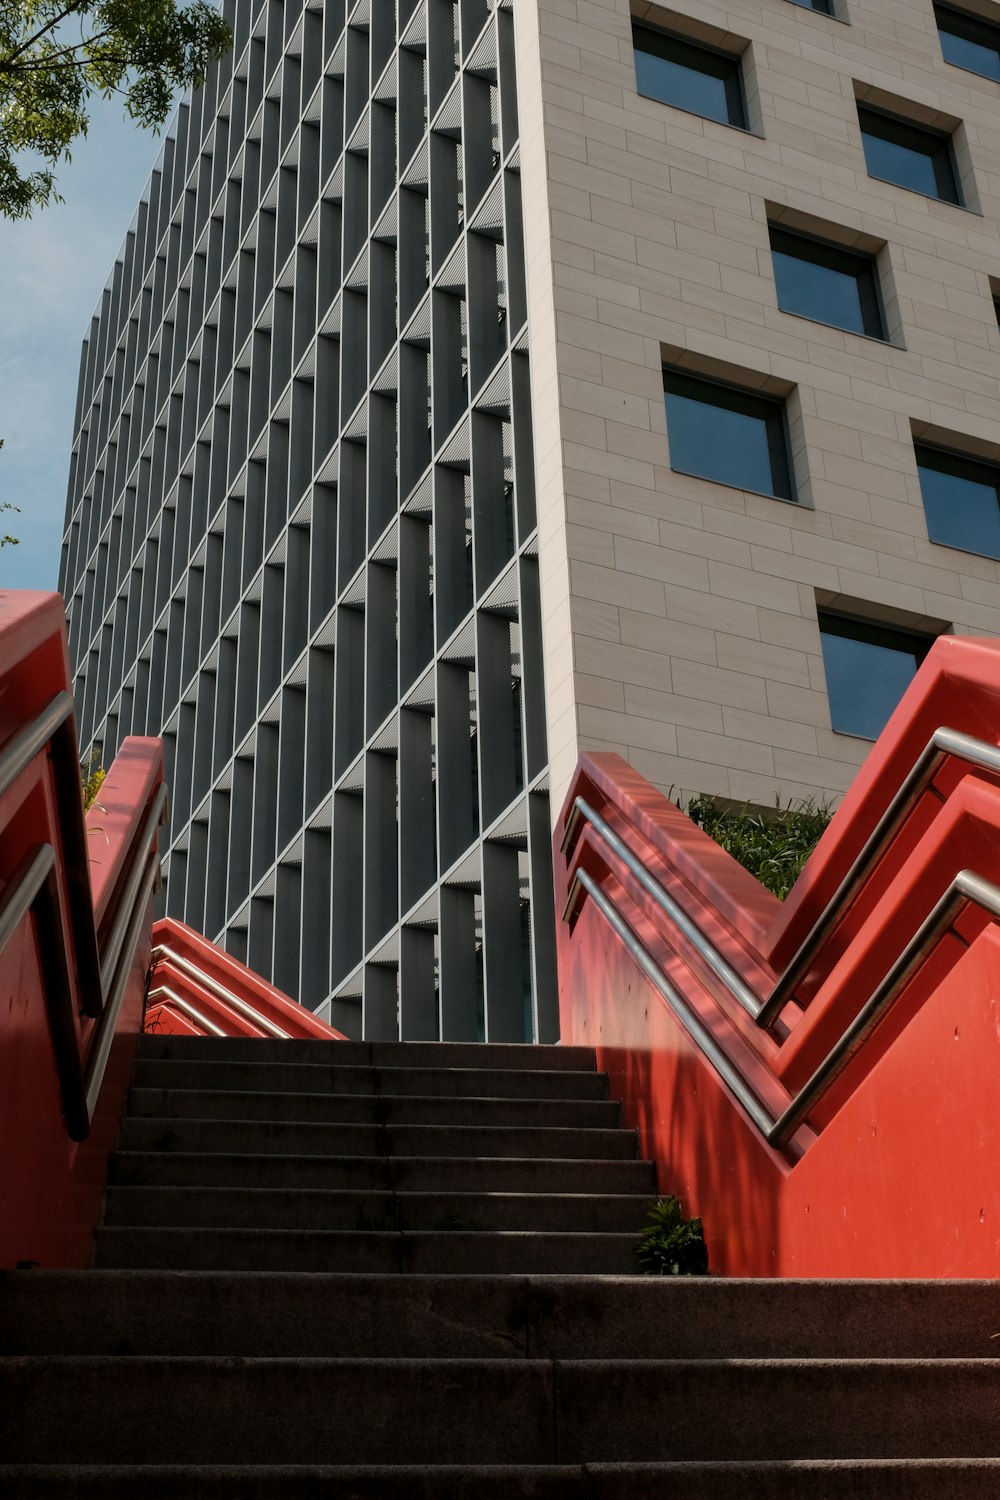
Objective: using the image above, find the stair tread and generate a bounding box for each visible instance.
[116,1118,639,1159]
[129,1061,610,1101]
[137,1038,598,1072]
[2,1459,998,1499]
[124,1088,620,1125]
[4,1354,1000,1464]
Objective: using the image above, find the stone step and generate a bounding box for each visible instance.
[3,1358,1000,1465]
[93,1228,640,1274]
[108,1152,657,1196]
[129,1060,609,1101]
[117,1118,639,1161]
[3,1460,999,1498]
[101,1186,653,1234]
[6,1274,997,1362]
[137,1037,598,1073]
[125,1088,620,1129]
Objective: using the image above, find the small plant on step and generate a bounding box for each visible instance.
[633,1195,708,1277]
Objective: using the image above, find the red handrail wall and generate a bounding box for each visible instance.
[556,637,1000,1275]
[147,917,346,1039]
[0,593,163,1269]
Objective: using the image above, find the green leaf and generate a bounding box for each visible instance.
[0,0,232,218]
[633,1195,709,1277]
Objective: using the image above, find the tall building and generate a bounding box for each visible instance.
[62,0,1000,1036]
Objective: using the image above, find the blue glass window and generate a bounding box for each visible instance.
[770,226,885,338]
[819,613,933,740]
[916,444,1000,561]
[935,4,1000,83]
[788,0,834,11]
[663,371,794,502]
[858,106,961,205]
[632,24,747,129]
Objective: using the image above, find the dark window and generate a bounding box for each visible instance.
[632,24,747,129]
[857,106,961,204]
[915,443,1000,560]
[769,226,885,338]
[935,4,1000,83]
[819,612,934,740]
[663,371,794,501]
[788,0,834,12]
[994,294,1000,328]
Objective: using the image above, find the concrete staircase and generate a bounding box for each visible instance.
[2,1036,1000,1495]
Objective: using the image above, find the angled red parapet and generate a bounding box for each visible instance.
[146,917,346,1039]
[556,635,1000,1277]
[0,593,165,1269]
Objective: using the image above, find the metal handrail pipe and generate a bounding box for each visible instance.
[150,944,291,1039]
[0,691,74,800]
[573,869,777,1139]
[0,842,90,1139]
[567,727,1000,1031]
[766,868,1000,1148]
[578,857,1000,1153]
[83,850,160,1129]
[97,783,168,1003]
[0,843,55,953]
[568,796,763,1020]
[757,726,1000,1028]
[145,984,228,1038]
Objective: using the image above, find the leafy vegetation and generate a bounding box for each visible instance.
[82,753,105,811]
[0,0,232,219]
[0,440,18,547]
[686,794,832,901]
[633,1195,708,1277]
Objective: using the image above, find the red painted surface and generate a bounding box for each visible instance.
[0,593,163,1269]
[556,636,1000,1276]
[146,918,345,1039]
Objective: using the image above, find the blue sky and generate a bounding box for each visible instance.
[0,98,167,591]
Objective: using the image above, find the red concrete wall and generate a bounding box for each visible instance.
[0,593,163,1268]
[556,636,1000,1276]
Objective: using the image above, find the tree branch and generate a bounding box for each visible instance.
[1,1,89,67]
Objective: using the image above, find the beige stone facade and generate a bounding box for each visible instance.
[515,0,1000,814]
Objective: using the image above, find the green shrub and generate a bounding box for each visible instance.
[82,754,106,813]
[633,1195,708,1277]
[686,794,832,901]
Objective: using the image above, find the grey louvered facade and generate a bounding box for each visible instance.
[60,0,559,1042]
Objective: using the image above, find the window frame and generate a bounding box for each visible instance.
[768,224,887,340]
[662,368,797,504]
[787,0,835,13]
[934,3,1000,83]
[914,440,1000,561]
[857,104,963,206]
[818,609,936,741]
[631,21,749,131]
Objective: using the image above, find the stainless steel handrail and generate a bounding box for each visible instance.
[0,842,90,1138]
[757,726,1000,1026]
[0,691,75,799]
[83,849,161,1125]
[565,723,1000,1030]
[98,783,168,1000]
[0,689,166,1139]
[573,864,1000,1150]
[145,983,228,1038]
[574,869,776,1139]
[0,689,103,1007]
[564,795,762,1019]
[150,943,291,1039]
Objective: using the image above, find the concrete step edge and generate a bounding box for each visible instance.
[1,1458,998,1500]
[7,1355,1000,1370]
[136,1039,599,1071]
